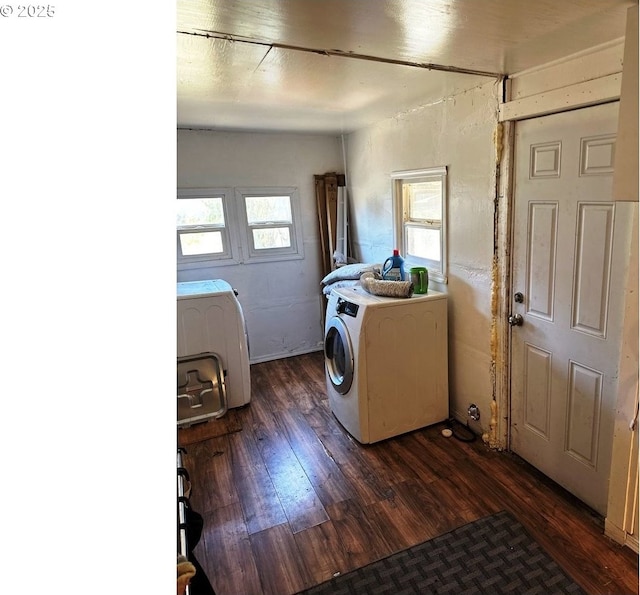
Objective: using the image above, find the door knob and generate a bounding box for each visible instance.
[508,313,523,327]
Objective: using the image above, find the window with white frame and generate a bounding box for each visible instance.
[177,188,237,267]
[177,186,303,269]
[235,187,303,262]
[391,166,447,283]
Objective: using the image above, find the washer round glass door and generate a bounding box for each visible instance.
[324,316,354,394]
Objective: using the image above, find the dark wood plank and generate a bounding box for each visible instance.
[249,362,292,414]
[249,523,313,595]
[302,406,398,505]
[274,357,322,413]
[363,483,435,552]
[181,436,237,515]
[324,498,396,572]
[275,406,356,506]
[254,426,330,534]
[359,439,420,485]
[251,357,318,414]
[394,477,481,536]
[227,430,288,535]
[293,520,351,588]
[245,375,283,436]
[179,354,639,595]
[178,407,243,446]
[280,351,329,408]
[427,469,499,522]
[248,385,330,533]
[196,504,263,595]
[386,432,446,485]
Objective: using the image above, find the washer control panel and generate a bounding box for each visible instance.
[336,298,359,317]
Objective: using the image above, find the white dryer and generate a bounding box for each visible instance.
[177,280,251,409]
[324,285,448,444]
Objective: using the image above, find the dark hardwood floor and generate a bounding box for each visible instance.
[180,351,639,595]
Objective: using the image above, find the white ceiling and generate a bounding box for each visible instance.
[177,0,635,135]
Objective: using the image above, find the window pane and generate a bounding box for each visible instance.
[177,198,225,226]
[406,227,441,262]
[405,180,441,220]
[252,227,291,250]
[179,231,224,255]
[245,196,292,225]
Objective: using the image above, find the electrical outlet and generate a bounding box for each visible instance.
[468,404,480,421]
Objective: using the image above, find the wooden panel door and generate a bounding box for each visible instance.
[510,102,634,515]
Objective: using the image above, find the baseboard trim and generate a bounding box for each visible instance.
[604,518,639,553]
[250,346,323,365]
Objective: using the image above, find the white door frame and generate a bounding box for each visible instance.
[492,61,625,450]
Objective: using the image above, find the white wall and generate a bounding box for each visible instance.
[345,79,501,428]
[177,129,343,362]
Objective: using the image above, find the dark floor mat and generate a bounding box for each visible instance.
[297,510,586,594]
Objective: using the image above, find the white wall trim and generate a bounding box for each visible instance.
[391,166,447,179]
[499,73,621,121]
[250,345,322,365]
[509,38,624,80]
[605,518,640,554]
[500,39,625,122]
[507,39,624,101]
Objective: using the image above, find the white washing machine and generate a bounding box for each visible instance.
[324,285,449,444]
[177,280,251,409]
